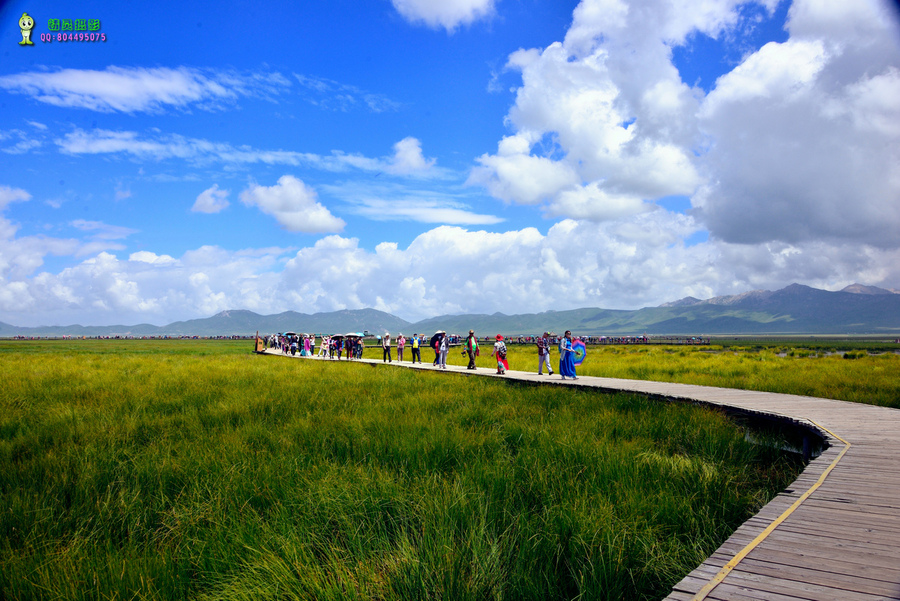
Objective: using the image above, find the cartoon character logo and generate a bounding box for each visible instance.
[19,12,35,45]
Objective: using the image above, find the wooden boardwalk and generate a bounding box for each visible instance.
[265,349,900,600]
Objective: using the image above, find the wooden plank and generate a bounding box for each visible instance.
[707,579,891,601]
[714,529,900,559]
[730,557,900,596]
[772,525,900,549]
[670,573,722,596]
[719,514,900,541]
[783,499,900,520]
[819,476,900,489]
[710,550,899,588]
[712,540,900,573]
[713,570,894,601]
[704,583,813,600]
[815,481,900,497]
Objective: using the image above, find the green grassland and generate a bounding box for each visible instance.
[571,345,899,408]
[0,340,803,600]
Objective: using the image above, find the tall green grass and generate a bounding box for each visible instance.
[479,344,900,408]
[1,341,800,600]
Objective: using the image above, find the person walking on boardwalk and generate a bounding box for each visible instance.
[537,331,554,375]
[559,330,578,380]
[438,332,449,369]
[397,333,406,362]
[431,332,443,366]
[465,330,478,369]
[382,333,392,363]
[411,333,421,364]
[492,335,508,374]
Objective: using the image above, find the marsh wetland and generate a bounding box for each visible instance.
[1,338,895,599]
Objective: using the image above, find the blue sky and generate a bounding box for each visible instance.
[1,0,899,327]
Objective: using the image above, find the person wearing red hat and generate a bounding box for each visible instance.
[491,335,508,374]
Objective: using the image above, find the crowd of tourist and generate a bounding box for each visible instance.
[264,330,582,379]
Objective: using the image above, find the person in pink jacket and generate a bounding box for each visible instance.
[397,334,406,362]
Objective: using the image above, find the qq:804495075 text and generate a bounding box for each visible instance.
[41,32,107,42]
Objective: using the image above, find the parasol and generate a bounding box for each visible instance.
[429,331,445,349]
[572,339,587,366]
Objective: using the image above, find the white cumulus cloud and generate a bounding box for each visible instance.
[388,137,437,175]
[239,175,345,233]
[192,184,230,214]
[471,0,900,253]
[3,210,900,327]
[469,134,580,205]
[129,251,177,265]
[0,185,31,209]
[469,0,707,221]
[550,183,654,221]
[695,0,900,248]
[392,0,496,31]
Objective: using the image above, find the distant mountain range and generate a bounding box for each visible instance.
[2,283,899,337]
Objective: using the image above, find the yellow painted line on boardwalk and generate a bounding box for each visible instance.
[688,420,851,601]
